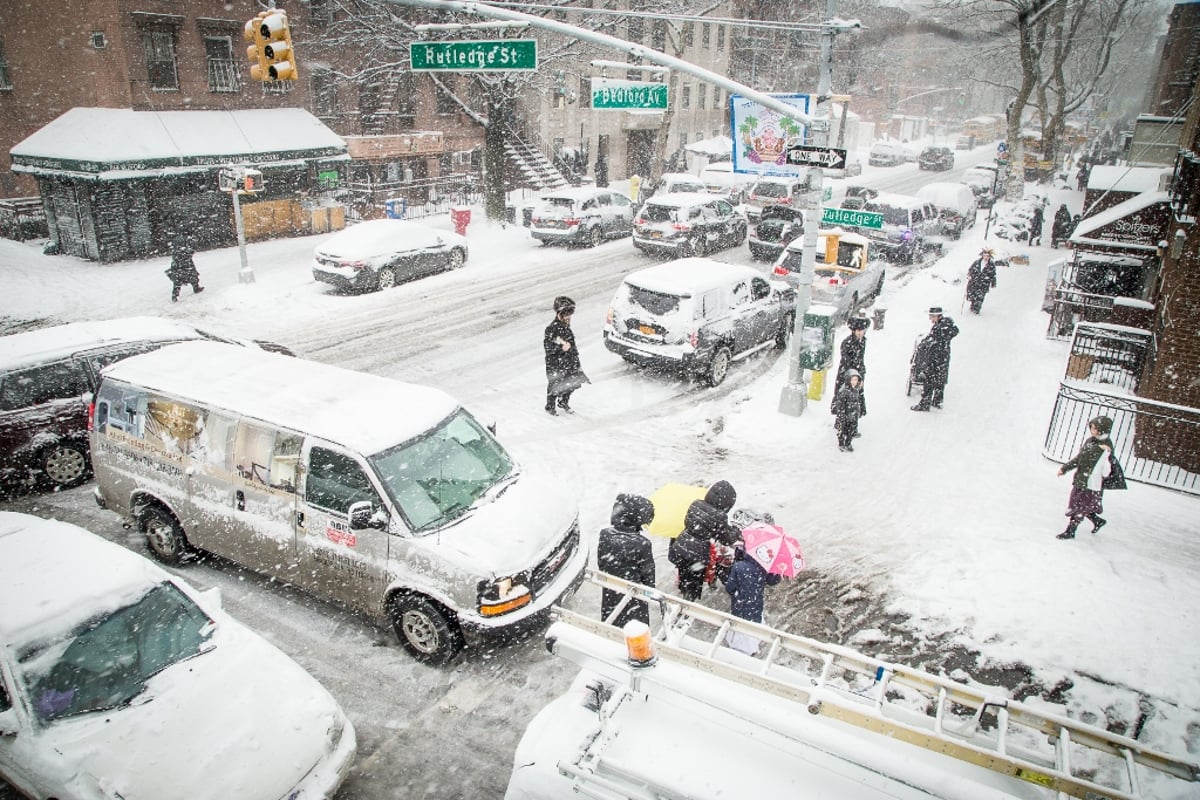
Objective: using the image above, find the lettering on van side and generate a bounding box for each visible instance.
[311,547,370,580]
[325,519,358,548]
[96,437,185,479]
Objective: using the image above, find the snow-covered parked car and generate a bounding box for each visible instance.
[529,187,635,247]
[0,512,357,800]
[312,218,468,292]
[915,182,979,239]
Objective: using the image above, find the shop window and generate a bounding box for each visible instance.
[144,29,179,90]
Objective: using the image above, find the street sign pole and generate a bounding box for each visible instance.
[232,186,253,284]
[780,0,839,418]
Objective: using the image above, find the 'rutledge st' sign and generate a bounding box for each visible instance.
[410,40,538,72]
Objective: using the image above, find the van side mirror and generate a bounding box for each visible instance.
[348,500,387,530]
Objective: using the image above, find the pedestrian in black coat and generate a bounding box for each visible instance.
[668,480,738,600]
[1051,204,1073,248]
[1028,203,1045,246]
[165,235,203,302]
[831,370,864,452]
[543,296,589,414]
[1056,416,1114,539]
[965,249,998,314]
[911,307,960,411]
[597,493,657,627]
[833,317,869,416]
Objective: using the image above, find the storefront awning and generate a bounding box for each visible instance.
[1071,191,1171,252]
[10,107,348,180]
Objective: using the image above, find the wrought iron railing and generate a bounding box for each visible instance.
[206,59,240,93]
[1063,322,1154,393]
[341,173,483,221]
[0,197,47,242]
[1046,288,1115,340]
[1044,382,1200,495]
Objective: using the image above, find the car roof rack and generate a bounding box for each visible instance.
[572,569,1198,800]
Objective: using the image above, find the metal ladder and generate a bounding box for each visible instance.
[581,569,1199,800]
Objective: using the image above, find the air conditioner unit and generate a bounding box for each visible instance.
[91,32,108,50]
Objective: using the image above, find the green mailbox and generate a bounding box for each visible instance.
[799,306,836,370]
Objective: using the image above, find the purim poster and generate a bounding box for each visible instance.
[730,93,811,177]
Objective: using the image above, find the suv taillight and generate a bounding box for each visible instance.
[87,401,96,432]
[564,217,581,227]
[671,222,691,232]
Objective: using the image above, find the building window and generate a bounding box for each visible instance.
[702,23,711,48]
[679,132,689,149]
[698,83,706,110]
[204,37,239,93]
[684,22,694,48]
[717,24,726,50]
[652,20,666,51]
[0,40,12,91]
[714,87,722,108]
[579,75,591,109]
[682,84,691,110]
[627,16,644,44]
[144,29,179,90]
[312,70,337,116]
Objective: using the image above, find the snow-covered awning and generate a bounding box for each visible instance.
[685,135,734,158]
[1086,165,1169,195]
[1071,191,1171,251]
[10,107,348,180]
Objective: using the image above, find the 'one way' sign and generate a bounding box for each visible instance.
[784,145,847,169]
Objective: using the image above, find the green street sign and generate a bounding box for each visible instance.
[410,39,537,72]
[821,206,884,229]
[591,78,668,110]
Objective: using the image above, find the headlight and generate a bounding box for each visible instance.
[478,571,531,617]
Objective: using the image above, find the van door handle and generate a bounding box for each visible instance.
[235,490,245,512]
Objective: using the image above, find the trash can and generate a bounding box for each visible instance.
[450,205,471,236]
[385,198,407,219]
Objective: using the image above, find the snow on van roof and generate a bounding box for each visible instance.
[624,258,759,294]
[916,182,974,209]
[0,512,162,641]
[0,317,205,371]
[99,341,459,455]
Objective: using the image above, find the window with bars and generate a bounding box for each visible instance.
[684,22,694,48]
[702,22,711,48]
[698,84,706,110]
[204,37,239,93]
[652,20,666,50]
[0,39,12,90]
[717,24,726,50]
[682,84,691,110]
[627,16,644,44]
[144,30,178,90]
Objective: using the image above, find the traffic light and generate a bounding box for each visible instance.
[244,13,269,82]
[259,11,298,81]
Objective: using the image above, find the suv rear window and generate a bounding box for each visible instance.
[627,285,682,316]
[752,182,789,199]
[863,202,911,227]
[640,204,678,224]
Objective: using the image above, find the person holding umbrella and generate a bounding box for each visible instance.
[725,521,803,655]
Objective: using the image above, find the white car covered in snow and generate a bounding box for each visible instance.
[312,219,468,293]
[0,512,356,800]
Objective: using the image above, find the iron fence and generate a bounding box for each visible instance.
[1063,322,1154,393]
[1046,288,1115,340]
[0,197,48,242]
[343,174,483,222]
[1044,382,1200,495]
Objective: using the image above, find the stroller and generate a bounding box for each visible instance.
[906,334,927,397]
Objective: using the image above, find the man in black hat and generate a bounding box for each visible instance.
[911,307,959,411]
[832,315,870,427]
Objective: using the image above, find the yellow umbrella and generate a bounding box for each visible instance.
[646,483,707,538]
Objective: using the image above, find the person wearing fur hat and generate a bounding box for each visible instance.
[543,296,589,415]
[597,493,656,627]
[911,307,959,411]
[831,370,864,452]
[833,316,870,418]
[668,480,739,600]
[1056,416,1114,539]
[965,248,998,314]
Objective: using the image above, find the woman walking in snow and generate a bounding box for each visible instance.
[1056,416,1114,539]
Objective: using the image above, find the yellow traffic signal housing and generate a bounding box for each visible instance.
[259,12,298,81]
[244,13,269,82]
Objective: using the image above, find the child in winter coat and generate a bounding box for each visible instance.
[724,544,781,655]
[597,493,656,627]
[668,480,738,600]
[831,370,864,452]
[1056,416,1114,539]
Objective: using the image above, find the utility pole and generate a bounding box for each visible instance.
[778,0,838,417]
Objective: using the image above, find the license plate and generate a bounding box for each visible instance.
[638,325,656,335]
[649,231,662,239]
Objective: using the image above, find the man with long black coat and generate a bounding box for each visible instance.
[597,493,656,627]
[833,316,869,415]
[165,234,203,302]
[543,296,588,414]
[1051,204,1073,248]
[965,248,998,314]
[668,480,739,600]
[911,307,960,412]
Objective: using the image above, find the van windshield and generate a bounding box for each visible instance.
[369,409,515,533]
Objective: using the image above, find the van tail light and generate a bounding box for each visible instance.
[87,402,96,432]
[773,263,789,277]
[671,222,691,232]
[564,217,581,227]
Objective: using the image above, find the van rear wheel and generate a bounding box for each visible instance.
[141,506,188,565]
[390,595,463,665]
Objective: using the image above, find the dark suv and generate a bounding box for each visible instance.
[749,205,805,261]
[0,318,291,491]
[918,146,955,171]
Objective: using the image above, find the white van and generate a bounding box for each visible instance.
[89,341,585,665]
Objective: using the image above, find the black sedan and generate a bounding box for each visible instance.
[918,146,955,171]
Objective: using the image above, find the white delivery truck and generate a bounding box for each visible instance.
[90,341,585,664]
[506,571,1199,800]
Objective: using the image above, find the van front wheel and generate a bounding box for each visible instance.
[390,595,463,665]
[141,506,188,565]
